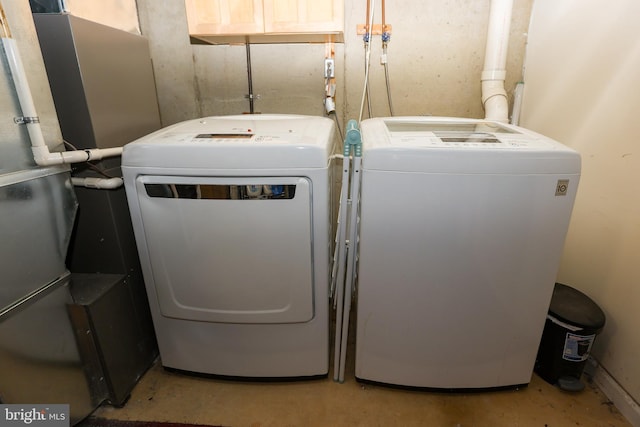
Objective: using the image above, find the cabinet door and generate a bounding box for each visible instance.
[263,0,343,33]
[185,0,264,35]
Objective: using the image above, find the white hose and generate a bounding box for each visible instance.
[358,0,376,123]
[382,43,394,116]
[71,177,124,189]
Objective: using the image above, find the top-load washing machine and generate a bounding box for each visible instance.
[122,114,335,378]
[355,116,580,389]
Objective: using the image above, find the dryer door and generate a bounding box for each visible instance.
[136,175,314,324]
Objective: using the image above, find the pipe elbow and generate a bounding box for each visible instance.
[481,79,509,123]
[71,177,124,190]
[32,147,64,166]
[483,97,509,123]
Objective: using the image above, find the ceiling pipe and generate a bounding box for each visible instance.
[481,0,513,123]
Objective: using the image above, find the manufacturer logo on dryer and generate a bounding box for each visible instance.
[555,179,570,196]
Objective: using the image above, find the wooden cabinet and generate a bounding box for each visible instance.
[185,0,343,44]
[185,0,264,35]
[263,0,343,34]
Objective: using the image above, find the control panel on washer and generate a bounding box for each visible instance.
[385,120,552,149]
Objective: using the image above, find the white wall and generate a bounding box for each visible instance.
[65,0,139,33]
[136,0,533,126]
[343,0,532,121]
[520,0,640,413]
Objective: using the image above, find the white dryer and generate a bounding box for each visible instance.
[122,114,335,378]
[355,117,580,389]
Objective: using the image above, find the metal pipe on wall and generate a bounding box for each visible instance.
[0,6,10,37]
[245,38,255,114]
[365,0,371,32]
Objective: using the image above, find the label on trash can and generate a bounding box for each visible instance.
[563,332,595,362]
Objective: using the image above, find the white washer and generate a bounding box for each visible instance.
[122,115,335,378]
[355,117,580,389]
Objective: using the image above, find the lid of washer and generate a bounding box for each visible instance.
[360,117,581,174]
[122,114,335,169]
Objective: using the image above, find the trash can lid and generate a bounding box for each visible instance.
[549,283,606,330]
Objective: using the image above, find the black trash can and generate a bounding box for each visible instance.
[535,283,606,392]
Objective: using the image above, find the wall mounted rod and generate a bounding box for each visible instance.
[245,38,255,114]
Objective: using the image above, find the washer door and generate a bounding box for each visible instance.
[136,175,314,324]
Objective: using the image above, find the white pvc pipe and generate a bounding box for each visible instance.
[60,146,124,163]
[71,177,124,190]
[481,0,513,122]
[511,81,525,125]
[1,37,123,166]
[2,38,47,149]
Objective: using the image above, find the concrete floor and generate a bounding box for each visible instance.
[91,358,632,427]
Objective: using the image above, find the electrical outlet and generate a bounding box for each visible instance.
[324,58,335,78]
